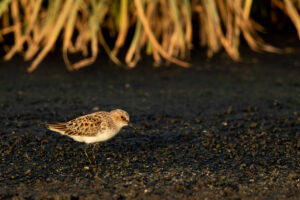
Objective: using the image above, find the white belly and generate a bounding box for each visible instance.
[68,129,120,144]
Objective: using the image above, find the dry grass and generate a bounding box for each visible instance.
[0,0,299,72]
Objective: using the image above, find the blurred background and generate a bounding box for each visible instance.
[0,0,299,71]
[0,1,300,199]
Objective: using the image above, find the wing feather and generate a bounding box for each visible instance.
[46,112,110,137]
[46,123,67,134]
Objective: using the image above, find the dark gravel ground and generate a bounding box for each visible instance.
[0,33,300,199]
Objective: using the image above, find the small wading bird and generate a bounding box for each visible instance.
[46,109,135,162]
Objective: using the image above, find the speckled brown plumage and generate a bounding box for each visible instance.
[46,109,130,144]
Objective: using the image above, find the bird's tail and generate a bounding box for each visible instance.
[46,123,67,134]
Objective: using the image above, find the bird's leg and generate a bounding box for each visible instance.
[83,144,92,164]
[91,143,96,161]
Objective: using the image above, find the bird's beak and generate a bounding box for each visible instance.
[128,123,137,131]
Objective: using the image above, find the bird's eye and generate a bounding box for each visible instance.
[121,116,125,120]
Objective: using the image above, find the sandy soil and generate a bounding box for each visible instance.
[0,33,299,199]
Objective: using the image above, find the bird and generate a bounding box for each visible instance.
[46,109,134,162]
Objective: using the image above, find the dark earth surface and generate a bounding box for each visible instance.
[0,33,299,199]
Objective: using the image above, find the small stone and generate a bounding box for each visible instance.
[92,106,100,111]
[250,122,257,128]
[226,106,232,115]
[24,169,31,175]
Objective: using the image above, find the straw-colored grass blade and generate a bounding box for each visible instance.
[0,0,11,18]
[284,0,300,38]
[243,0,253,18]
[202,0,221,57]
[183,0,193,51]
[24,0,61,60]
[233,0,242,55]
[169,0,185,57]
[134,0,190,68]
[27,0,74,72]
[63,0,81,71]
[98,29,121,66]
[11,0,21,47]
[0,0,298,71]
[125,18,142,67]
[112,0,129,57]
[4,0,42,61]
[70,0,119,70]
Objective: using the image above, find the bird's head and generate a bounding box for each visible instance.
[110,109,130,128]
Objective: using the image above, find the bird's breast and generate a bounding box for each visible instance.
[69,128,120,144]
